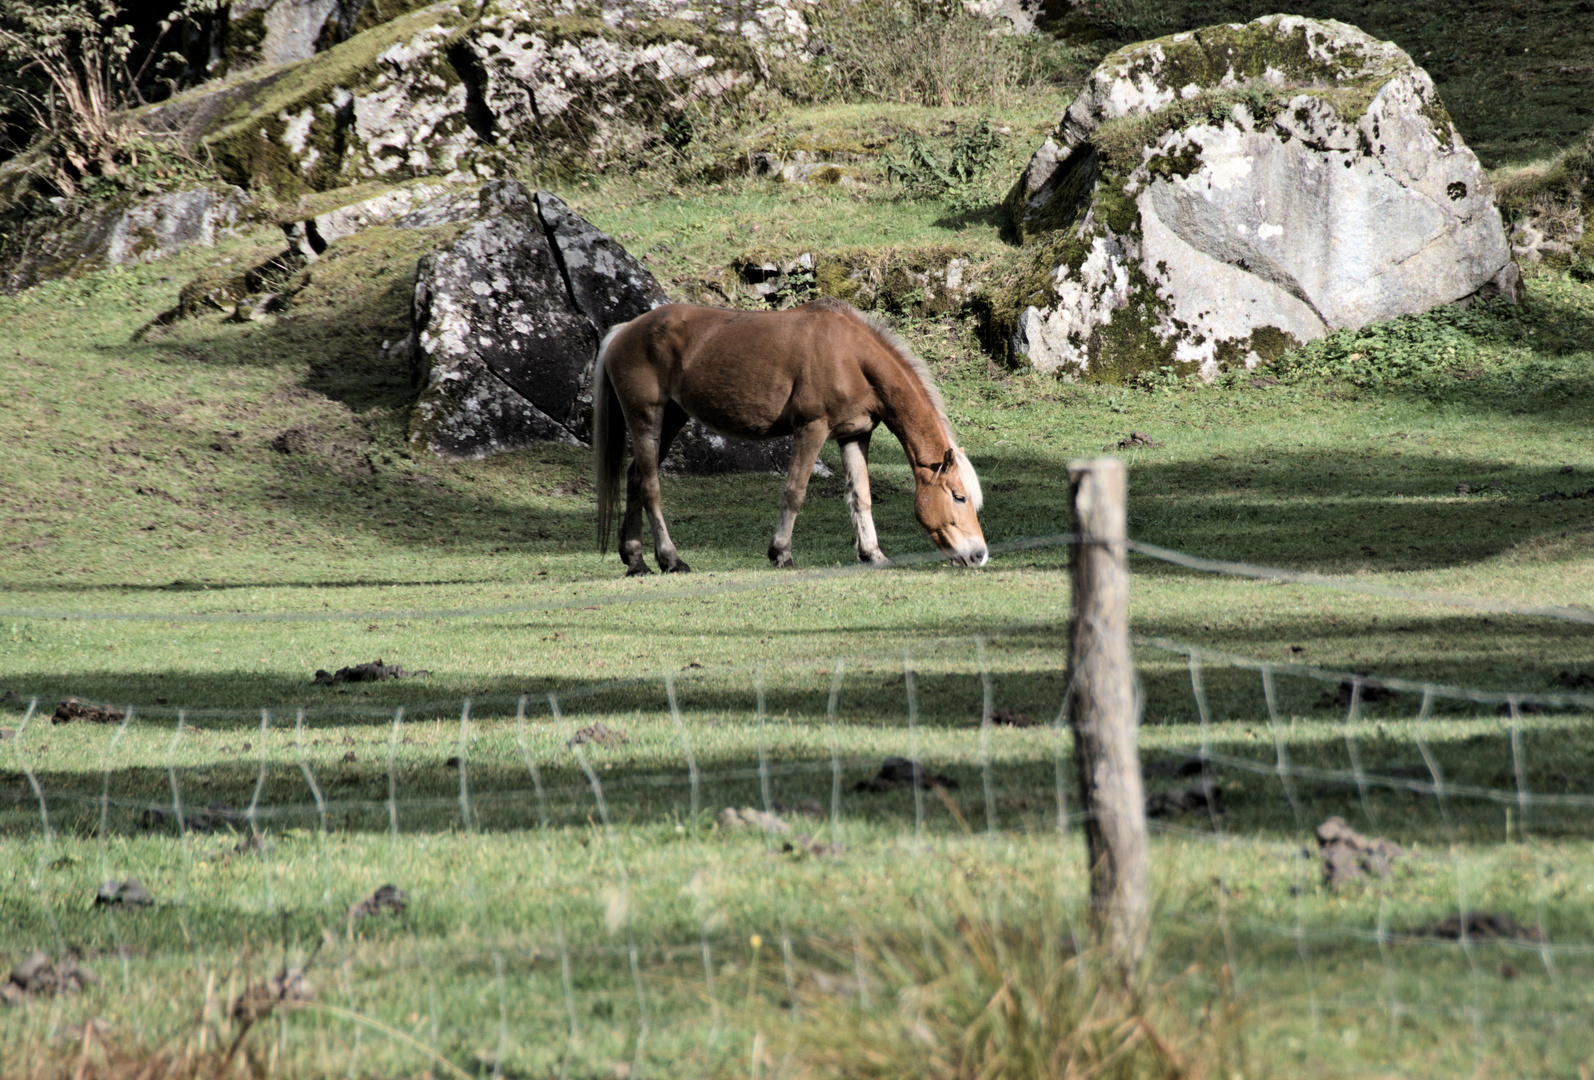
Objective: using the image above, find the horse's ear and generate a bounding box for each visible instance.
[941,448,955,472]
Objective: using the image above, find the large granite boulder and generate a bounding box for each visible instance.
[141,0,802,197]
[410,179,790,472]
[1000,15,1520,381]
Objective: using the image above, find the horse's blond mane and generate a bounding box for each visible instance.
[821,299,951,426]
[825,299,983,509]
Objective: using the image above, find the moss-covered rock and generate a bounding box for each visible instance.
[410,180,793,471]
[1496,125,1594,267]
[138,0,793,201]
[729,244,979,317]
[998,14,1519,382]
[0,183,250,293]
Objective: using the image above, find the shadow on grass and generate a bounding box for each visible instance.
[5,709,1592,848]
[0,592,1587,725]
[153,435,1588,581]
[106,256,1594,583]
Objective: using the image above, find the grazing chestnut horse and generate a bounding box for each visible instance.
[593,297,987,575]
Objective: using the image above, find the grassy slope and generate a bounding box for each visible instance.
[1,5,1593,1078]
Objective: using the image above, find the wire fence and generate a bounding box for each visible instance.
[2,534,1592,1077]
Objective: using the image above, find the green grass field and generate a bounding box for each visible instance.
[2,218,1591,1076]
[3,1,1594,1074]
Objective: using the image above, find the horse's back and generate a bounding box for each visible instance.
[608,301,877,440]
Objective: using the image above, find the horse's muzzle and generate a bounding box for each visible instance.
[948,544,989,568]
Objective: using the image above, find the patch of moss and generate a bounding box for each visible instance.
[530,15,616,48]
[978,230,1093,364]
[1144,141,1202,181]
[1212,324,1300,371]
[352,0,439,35]
[806,243,977,317]
[206,87,357,199]
[1093,174,1139,235]
[1418,94,1457,153]
[1091,87,1290,175]
[814,257,862,303]
[225,8,268,71]
[1107,17,1392,98]
[1083,263,1179,383]
[1006,142,1100,244]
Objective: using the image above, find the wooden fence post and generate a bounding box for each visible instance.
[1067,457,1149,976]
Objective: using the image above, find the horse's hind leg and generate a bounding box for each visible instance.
[619,458,653,576]
[840,432,892,567]
[768,420,829,569]
[624,402,692,575]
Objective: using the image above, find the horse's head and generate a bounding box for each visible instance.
[914,447,988,567]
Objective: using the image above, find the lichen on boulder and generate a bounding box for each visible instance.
[997,14,1520,382]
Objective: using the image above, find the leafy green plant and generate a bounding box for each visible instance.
[884,118,1001,200]
[1263,302,1507,388]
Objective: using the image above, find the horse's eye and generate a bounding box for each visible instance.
[952,491,967,504]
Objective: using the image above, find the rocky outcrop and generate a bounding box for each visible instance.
[0,184,250,293]
[142,0,796,197]
[999,15,1520,382]
[410,179,791,471]
[728,247,978,317]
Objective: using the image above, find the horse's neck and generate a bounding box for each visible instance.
[865,350,950,468]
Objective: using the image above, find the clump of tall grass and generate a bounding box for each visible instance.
[741,883,1239,1080]
[1491,124,1594,264]
[806,0,1083,111]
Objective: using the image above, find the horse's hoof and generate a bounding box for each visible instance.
[771,553,795,569]
[625,562,654,577]
[663,560,691,574]
[862,554,894,568]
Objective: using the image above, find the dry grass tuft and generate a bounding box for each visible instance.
[748,884,1241,1080]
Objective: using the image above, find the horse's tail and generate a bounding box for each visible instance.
[592,321,630,554]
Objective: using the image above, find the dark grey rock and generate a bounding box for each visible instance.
[410,181,595,457]
[535,190,667,334]
[410,179,794,474]
[95,878,154,908]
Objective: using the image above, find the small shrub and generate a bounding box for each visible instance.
[0,1,223,192]
[1264,306,1486,388]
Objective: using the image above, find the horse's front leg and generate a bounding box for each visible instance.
[840,432,891,567]
[768,420,829,569]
